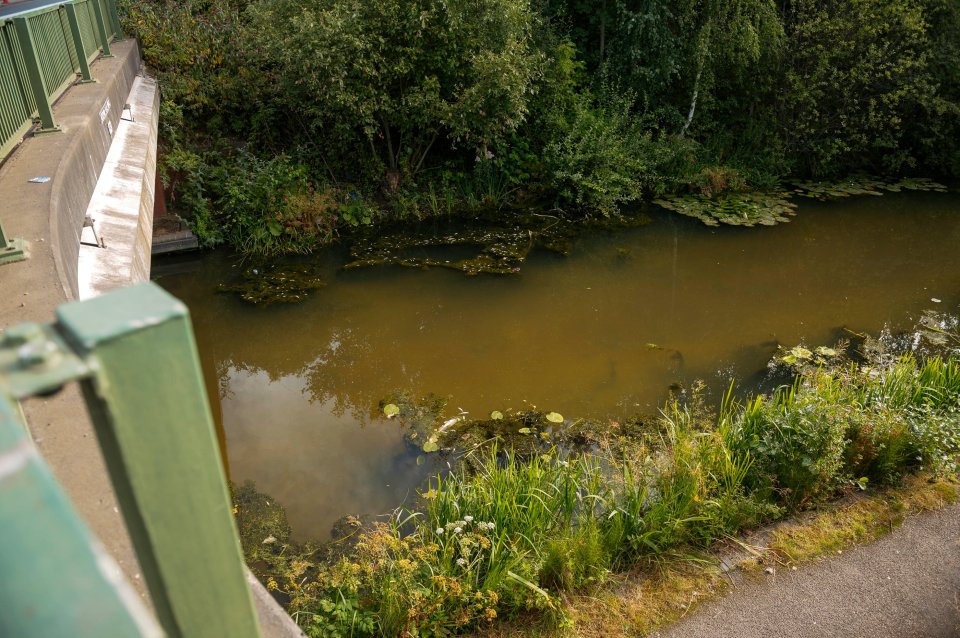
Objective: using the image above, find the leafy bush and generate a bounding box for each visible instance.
[545,91,663,215]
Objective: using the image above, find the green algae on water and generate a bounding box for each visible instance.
[217,263,326,306]
[343,210,651,275]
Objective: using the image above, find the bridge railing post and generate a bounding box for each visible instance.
[0,220,28,265]
[0,390,163,637]
[89,0,113,57]
[63,3,94,82]
[0,283,262,638]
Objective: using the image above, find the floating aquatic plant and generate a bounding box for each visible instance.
[791,176,947,200]
[343,211,650,275]
[383,403,400,417]
[217,264,325,306]
[654,191,797,227]
[656,176,948,229]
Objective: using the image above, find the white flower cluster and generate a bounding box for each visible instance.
[435,516,497,535]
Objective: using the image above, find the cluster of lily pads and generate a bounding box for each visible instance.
[654,176,948,228]
[791,176,947,199]
[653,190,797,227]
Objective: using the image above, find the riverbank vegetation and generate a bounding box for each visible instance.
[121,0,960,256]
[234,337,960,636]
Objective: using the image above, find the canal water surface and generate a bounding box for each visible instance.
[155,192,960,539]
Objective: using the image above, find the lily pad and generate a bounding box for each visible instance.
[422,438,440,453]
[383,403,401,417]
[655,191,797,228]
[781,346,813,365]
[490,410,504,420]
[545,412,564,423]
[518,427,533,434]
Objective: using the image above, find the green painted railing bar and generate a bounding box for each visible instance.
[0,333,163,637]
[106,0,124,42]
[90,0,112,57]
[11,17,57,131]
[0,284,262,637]
[0,0,122,161]
[57,284,262,638]
[64,4,93,82]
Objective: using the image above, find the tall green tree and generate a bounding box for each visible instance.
[250,0,544,182]
[777,0,935,176]
[907,0,960,177]
[671,0,782,136]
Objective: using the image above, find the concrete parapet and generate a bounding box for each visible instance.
[78,73,159,299]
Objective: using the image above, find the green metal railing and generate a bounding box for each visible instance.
[0,0,122,161]
[0,284,261,638]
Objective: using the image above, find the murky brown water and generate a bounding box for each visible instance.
[155,192,960,540]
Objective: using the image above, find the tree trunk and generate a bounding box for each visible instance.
[680,63,702,137]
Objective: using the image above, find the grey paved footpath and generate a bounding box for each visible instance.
[657,501,960,638]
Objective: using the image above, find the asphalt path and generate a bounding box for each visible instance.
[657,501,960,638]
[0,0,63,19]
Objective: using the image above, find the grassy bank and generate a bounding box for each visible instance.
[236,353,960,637]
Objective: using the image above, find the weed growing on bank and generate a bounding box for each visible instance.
[237,355,960,637]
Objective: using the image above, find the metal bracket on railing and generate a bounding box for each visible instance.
[0,322,88,397]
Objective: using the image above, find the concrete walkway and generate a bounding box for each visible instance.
[657,501,960,638]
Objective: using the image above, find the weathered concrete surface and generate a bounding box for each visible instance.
[78,73,158,299]
[656,501,960,638]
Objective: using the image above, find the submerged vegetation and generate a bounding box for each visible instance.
[122,0,960,256]
[344,211,649,275]
[236,336,960,636]
[216,263,326,305]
